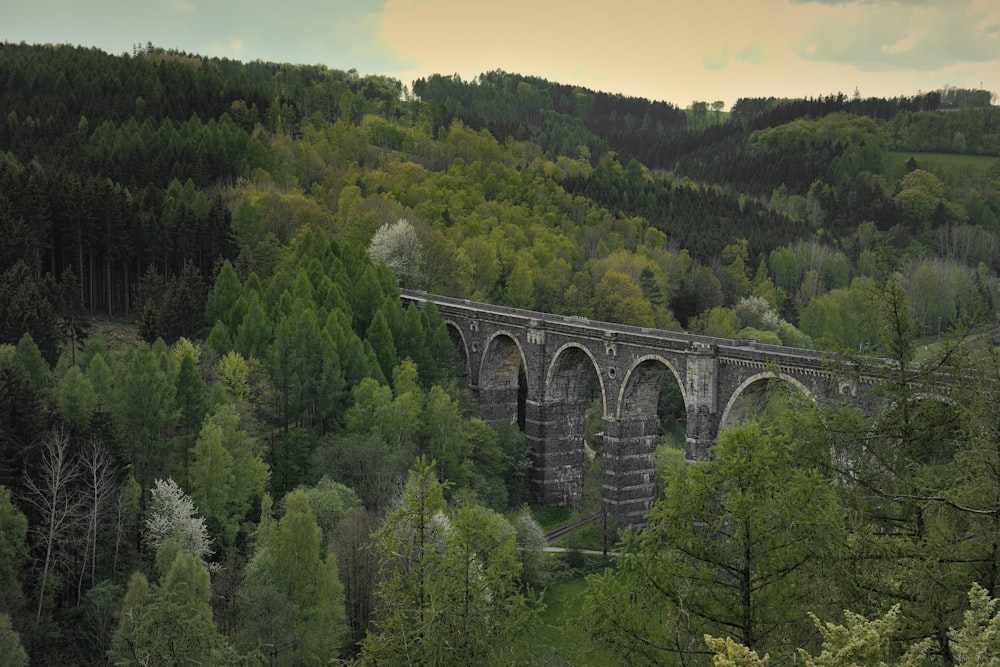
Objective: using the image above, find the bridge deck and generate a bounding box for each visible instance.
[400,288,831,372]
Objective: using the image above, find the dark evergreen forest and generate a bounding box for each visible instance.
[1,41,1000,665]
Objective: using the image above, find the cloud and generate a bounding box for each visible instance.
[795,0,1000,71]
[788,0,932,4]
[736,44,769,65]
[166,0,197,14]
[703,46,729,71]
[703,43,769,71]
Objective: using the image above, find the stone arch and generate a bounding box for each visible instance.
[615,355,687,419]
[719,371,814,432]
[442,320,471,381]
[545,343,606,415]
[601,356,688,527]
[533,343,604,511]
[477,330,527,426]
[479,330,526,390]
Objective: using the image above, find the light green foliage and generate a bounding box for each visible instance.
[735,295,782,331]
[899,256,986,334]
[214,350,251,403]
[748,113,886,185]
[794,269,827,313]
[390,359,425,447]
[705,635,769,666]
[593,270,655,326]
[800,277,879,351]
[109,550,235,666]
[706,605,932,667]
[768,245,801,296]
[345,378,402,443]
[586,420,845,664]
[190,404,269,552]
[14,332,50,391]
[297,476,361,552]
[83,351,113,403]
[0,486,27,613]
[205,259,242,330]
[721,240,752,303]
[691,306,741,338]
[798,607,930,667]
[108,571,152,665]
[505,254,536,309]
[362,459,538,666]
[114,342,176,488]
[423,384,470,487]
[708,582,1000,667]
[363,458,447,664]
[894,169,966,228]
[238,489,346,664]
[54,364,96,432]
[951,583,1000,666]
[736,327,782,345]
[171,338,207,448]
[0,612,27,667]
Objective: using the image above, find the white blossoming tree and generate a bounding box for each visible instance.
[367,218,423,288]
[144,478,213,564]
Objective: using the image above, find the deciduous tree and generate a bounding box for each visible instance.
[586,420,845,664]
[190,404,269,552]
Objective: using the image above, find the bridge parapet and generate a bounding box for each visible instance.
[400,290,877,525]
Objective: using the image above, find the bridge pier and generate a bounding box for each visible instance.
[400,290,850,528]
[602,414,659,526]
[525,398,586,510]
[476,385,520,425]
[685,344,720,461]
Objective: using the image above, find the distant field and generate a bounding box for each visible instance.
[536,575,620,666]
[886,151,998,172]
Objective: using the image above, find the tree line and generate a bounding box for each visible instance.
[0,41,999,664]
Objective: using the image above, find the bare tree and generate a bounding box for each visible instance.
[77,437,122,600]
[22,427,82,628]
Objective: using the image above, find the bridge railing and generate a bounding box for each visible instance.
[400,288,830,364]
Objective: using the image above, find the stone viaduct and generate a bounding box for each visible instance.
[400,289,867,526]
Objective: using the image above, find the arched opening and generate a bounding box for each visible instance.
[444,321,470,386]
[616,357,688,499]
[719,372,813,434]
[478,332,527,428]
[605,357,687,526]
[540,345,603,511]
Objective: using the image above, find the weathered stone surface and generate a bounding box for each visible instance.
[401,290,871,527]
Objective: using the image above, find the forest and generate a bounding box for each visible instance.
[1,40,1000,665]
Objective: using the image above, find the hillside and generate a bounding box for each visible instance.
[1,41,1000,664]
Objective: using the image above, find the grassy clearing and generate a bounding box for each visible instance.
[531,505,573,531]
[886,151,998,185]
[535,568,620,666]
[87,318,141,354]
[887,151,997,170]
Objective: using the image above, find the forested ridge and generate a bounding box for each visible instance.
[1,41,1000,665]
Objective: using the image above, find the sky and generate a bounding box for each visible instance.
[5,0,998,108]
